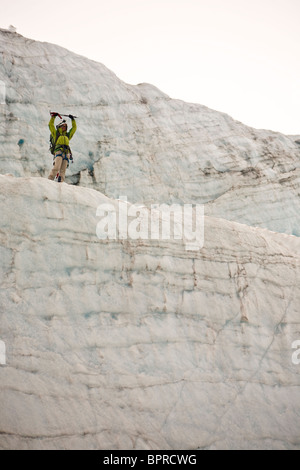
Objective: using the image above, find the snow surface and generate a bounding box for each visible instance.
[0,29,300,450]
[1,28,300,235]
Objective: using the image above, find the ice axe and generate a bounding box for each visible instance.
[49,111,78,119]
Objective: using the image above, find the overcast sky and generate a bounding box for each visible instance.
[1,0,300,134]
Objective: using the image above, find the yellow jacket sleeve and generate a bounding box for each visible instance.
[48,116,57,139]
[68,119,77,140]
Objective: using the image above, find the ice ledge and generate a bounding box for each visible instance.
[1,173,299,247]
[0,174,299,450]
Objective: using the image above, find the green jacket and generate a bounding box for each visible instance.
[49,116,77,152]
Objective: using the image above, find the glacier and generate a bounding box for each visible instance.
[1,28,300,235]
[0,28,300,450]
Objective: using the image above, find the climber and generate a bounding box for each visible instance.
[48,112,77,182]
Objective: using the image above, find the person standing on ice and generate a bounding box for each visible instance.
[48,112,77,182]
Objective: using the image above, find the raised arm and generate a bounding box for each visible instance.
[48,115,57,138]
[68,116,77,140]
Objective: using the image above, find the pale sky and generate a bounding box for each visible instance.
[1,0,300,134]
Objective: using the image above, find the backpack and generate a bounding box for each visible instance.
[49,131,60,155]
[49,131,73,168]
[49,129,71,156]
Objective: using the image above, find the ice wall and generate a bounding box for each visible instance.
[0,28,300,236]
[0,175,299,449]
